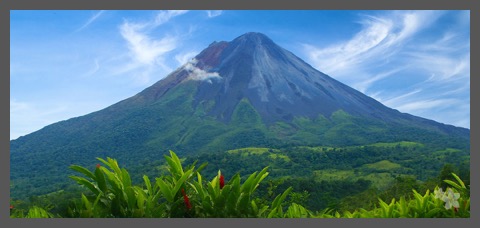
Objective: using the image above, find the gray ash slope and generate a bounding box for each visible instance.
[132,32,468,135]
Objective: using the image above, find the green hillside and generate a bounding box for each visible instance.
[10,81,470,206]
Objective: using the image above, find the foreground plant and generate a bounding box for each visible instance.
[67,151,295,218]
[10,151,470,218]
[10,206,54,218]
[316,172,469,218]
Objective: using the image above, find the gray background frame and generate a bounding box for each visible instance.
[1,0,477,227]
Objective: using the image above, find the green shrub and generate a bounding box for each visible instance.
[10,151,470,218]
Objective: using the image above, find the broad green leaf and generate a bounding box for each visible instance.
[258,205,269,217]
[219,184,232,199]
[412,189,423,205]
[267,205,279,218]
[156,178,173,202]
[444,180,462,190]
[426,208,442,218]
[26,206,53,218]
[165,151,184,177]
[95,167,108,193]
[226,188,239,212]
[97,157,122,176]
[170,150,183,168]
[107,157,122,175]
[126,187,136,210]
[343,211,353,218]
[197,172,203,185]
[241,171,258,194]
[70,165,96,180]
[121,168,132,188]
[135,188,146,209]
[164,156,181,177]
[251,200,258,215]
[335,211,341,218]
[92,192,103,211]
[251,167,269,192]
[271,187,292,209]
[172,169,193,197]
[191,181,205,199]
[143,175,152,196]
[202,199,213,214]
[396,197,409,217]
[268,187,292,218]
[238,192,251,212]
[215,192,227,209]
[207,181,218,199]
[101,167,122,193]
[451,173,466,188]
[379,199,388,211]
[230,174,241,196]
[70,176,100,195]
[81,194,92,211]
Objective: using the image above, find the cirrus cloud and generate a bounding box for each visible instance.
[303,10,469,128]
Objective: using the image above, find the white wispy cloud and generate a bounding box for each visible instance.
[306,11,442,78]
[303,10,469,128]
[353,67,405,93]
[409,52,470,82]
[381,89,423,107]
[75,10,105,32]
[305,15,392,74]
[175,51,198,65]
[117,10,189,84]
[120,24,177,65]
[394,98,460,113]
[154,10,189,26]
[206,10,223,18]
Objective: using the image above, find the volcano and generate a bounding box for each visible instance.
[10,32,469,199]
[130,32,409,123]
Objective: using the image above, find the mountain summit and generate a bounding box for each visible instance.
[129,32,460,126]
[10,32,469,199]
[193,31,398,123]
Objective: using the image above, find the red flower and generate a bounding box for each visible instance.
[181,188,192,210]
[219,174,225,189]
[96,164,101,169]
[10,205,14,210]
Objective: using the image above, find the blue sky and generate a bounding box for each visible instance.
[10,10,470,140]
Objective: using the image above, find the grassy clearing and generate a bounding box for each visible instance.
[361,173,395,190]
[268,154,291,162]
[227,147,271,155]
[298,141,423,153]
[296,146,335,152]
[369,141,424,148]
[362,160,402,171]
[434,148,462,154]
[313,169,356,181]
[227,147,290,162]
[312,168,402,190]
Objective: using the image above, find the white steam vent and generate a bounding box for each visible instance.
[184,58,222,83]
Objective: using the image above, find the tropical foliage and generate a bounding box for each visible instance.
[10,151,469,218]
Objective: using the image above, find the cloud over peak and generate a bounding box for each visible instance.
[184,58,221,82]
